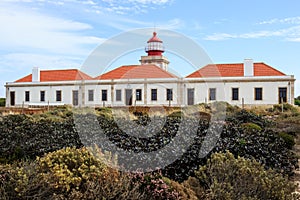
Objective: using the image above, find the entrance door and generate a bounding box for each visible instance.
[187,88,194,105]
[72,90,79,106]
[10,91,15,106]
[125,89,132,106]
[278,87,287,104]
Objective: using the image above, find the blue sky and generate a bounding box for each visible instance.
[1,0,300,97]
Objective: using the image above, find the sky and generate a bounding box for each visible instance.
[0,0,300,97]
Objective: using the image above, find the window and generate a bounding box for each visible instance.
[88,90,94,101]
[40,91,45,102]
[232,88,239,100]
[102,90,107,101]
[116,90,121,101]
[56,90,62,102]
[279,87,287,103]
[25,91,30,102]
[166,89,173,101]
[209,88,216,101]
[151,89,157,101]
[255,88,263,100]
[136,89,142,101]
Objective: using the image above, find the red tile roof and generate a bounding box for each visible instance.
[186,63,286,78]
[15,69,92,82]
[95,65,178,80]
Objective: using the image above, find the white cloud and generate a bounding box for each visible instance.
[157,18,185,30]
[94,0,173,14]
[286,37,300,42]
[204,33,237,41]
[0,5,104,56]
[14,0,174,15]
[259,17,300,25]
[127,0,172,4]
[204,25,300,41]
[0,53,84,73]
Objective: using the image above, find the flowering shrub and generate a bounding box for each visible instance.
[36,147,107,192]
[131,171,180,200]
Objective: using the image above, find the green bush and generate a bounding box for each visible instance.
[195,151,299,200]
[273,103,298,113]
[295,99,300,106]
[241,122,263,132]
[226,109,270,128]
[278,132,295,149]
[0,98,5,107]
[168,110,183,118]
[0,114,82,163]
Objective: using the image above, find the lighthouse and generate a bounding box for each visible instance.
[140,32,170,71]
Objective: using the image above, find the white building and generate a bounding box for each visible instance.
[5,32,295,107]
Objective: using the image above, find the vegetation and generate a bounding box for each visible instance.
[0,147,195,200]
[195,151,299,200]
[0,98,5,107]
[0,104,299,199]
[0,148,298,199]
[295,96,300,106]
[0,114,82,163]
[278,132,296,149]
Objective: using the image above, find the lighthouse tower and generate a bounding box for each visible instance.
[140,32,170,71]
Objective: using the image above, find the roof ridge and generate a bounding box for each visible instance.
[41,68,78,71]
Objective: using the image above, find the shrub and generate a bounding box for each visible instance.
[273,103,298,113]
[182,177,206,199]
[226,109,270,128]
[0,114,82,163]
[0,148,193,200]
[36,147,107,193]
[0,98,5,107]
[0,148,145,199]
[216,123,298,176]
[168,110,183,118]
[0,161,55,199]
[195,151,299,200]
[50,168,148,200]
[241,122,262,132]
[131,171,180,200]
[295,99,300,106]
[166,178,198,200]
[278,132,295,149]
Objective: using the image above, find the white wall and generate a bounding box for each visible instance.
[5,76,294,107]
[5,83,81,107]
[82,80,180,107]
[186,78,294,106]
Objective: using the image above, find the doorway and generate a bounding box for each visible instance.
[10,91,15,106]
[125,89,132,106]
[73,90,79,106]
[278,87,287,104]
[187,88,194,105]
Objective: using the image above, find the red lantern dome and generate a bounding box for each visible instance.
[145,32,165,56]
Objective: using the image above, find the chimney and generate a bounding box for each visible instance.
[244,59,254,76]
[32,67,40,82]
